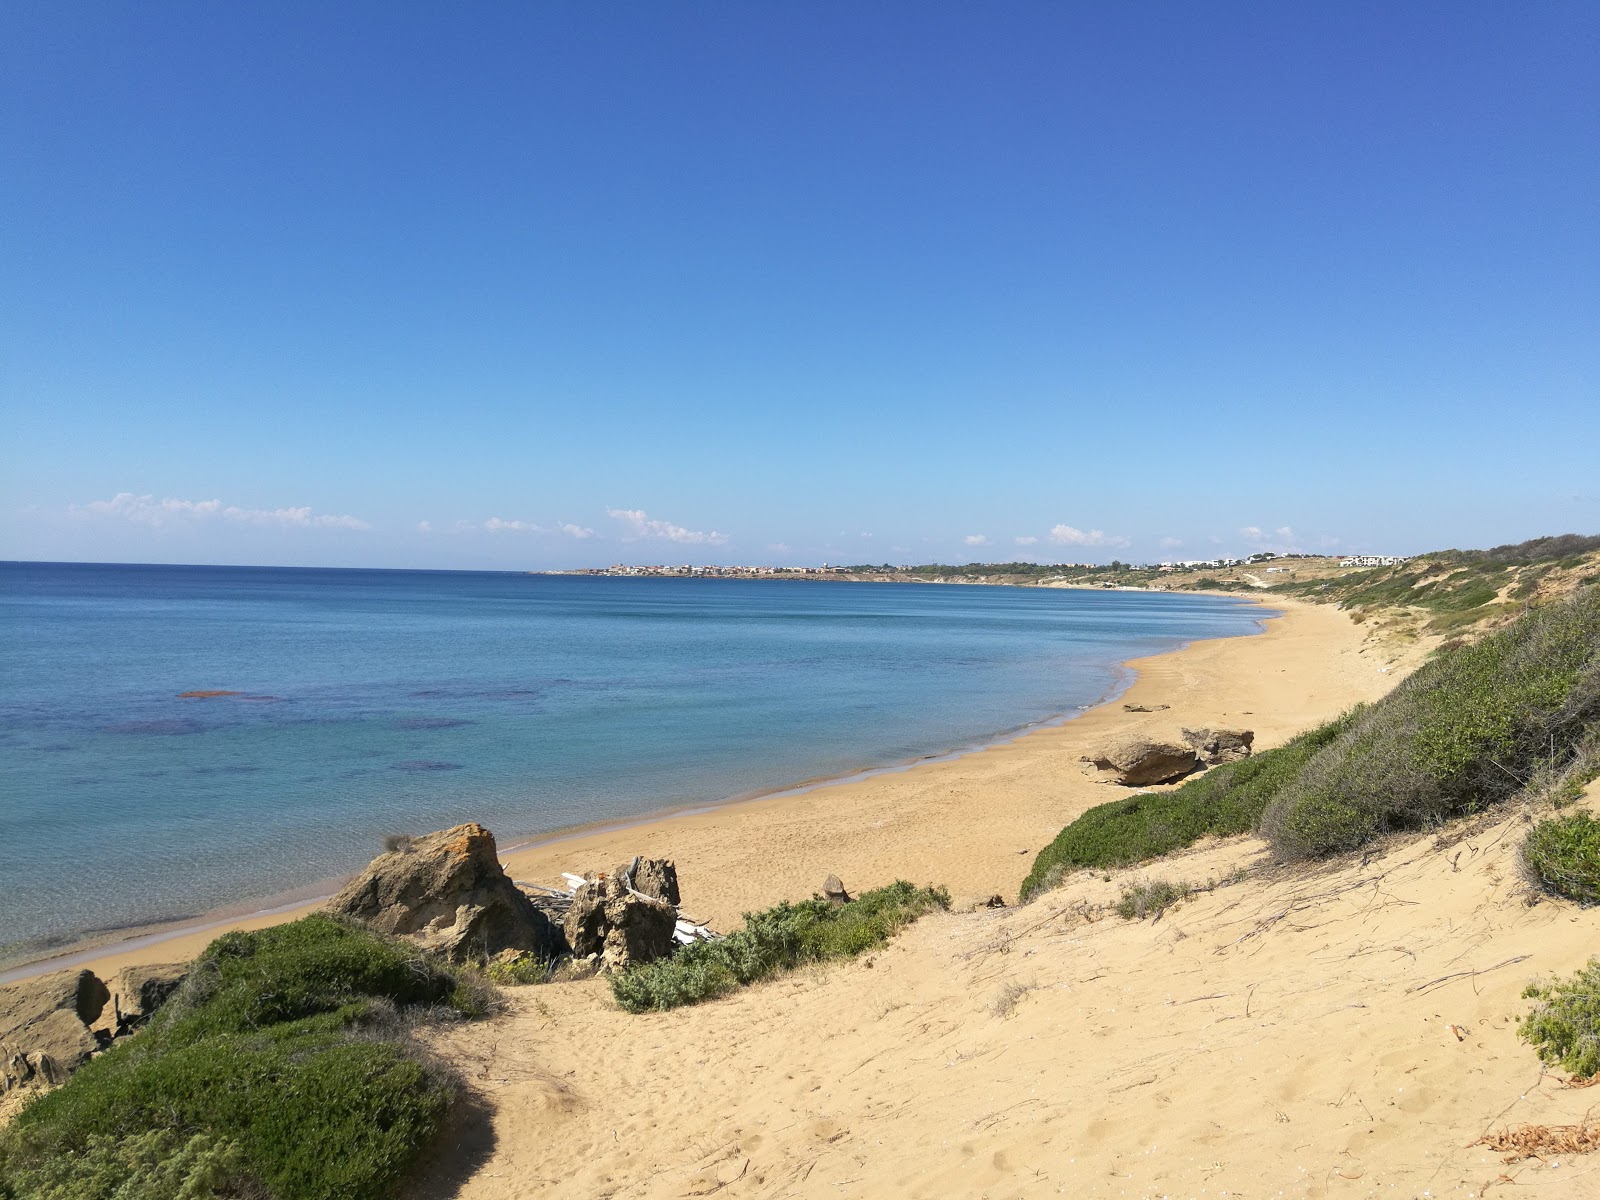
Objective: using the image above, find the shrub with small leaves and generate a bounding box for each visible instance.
[1520,958,1600,1079]
[1523,812,1600,904]
[1114,879,1190,920]
[611,881,948,1013]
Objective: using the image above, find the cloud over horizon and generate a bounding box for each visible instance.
[607,508,728,545]
[72,492,369,531]
[963,534,990,546]
[484,517,594,537]
[1048,523,1129,548]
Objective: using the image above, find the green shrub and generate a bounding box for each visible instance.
[1520,958,1600,1079]
[1524,812,1600,904]
[610,881,948,1013]
[0,1130,244,1200]
[1019,710,1359,900]
[1114,879,1190,920]
[0,916,480,1200]
[1261,588,1600,859]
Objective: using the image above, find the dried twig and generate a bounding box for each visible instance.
[1407,955,1530,995]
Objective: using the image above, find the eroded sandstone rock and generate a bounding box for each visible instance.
[1090,737,1201,786]
[1183,727,1256,765]
[0,969,109,1095]
[325,823,562,963]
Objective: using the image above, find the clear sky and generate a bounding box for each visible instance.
[3,2,1596,569]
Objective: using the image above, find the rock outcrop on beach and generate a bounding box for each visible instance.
[110,963,188,1034]
[1089,736,1201,785]
[1183,727,1255,764]
[0,969,109,1096]
[563,857,681,972]
[325,823,563,963]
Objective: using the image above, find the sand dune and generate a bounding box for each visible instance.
[429,791,1600,1199]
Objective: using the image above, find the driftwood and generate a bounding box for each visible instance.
[517,874,720,947]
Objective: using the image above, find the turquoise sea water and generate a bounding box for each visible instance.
[0,563,1270,963]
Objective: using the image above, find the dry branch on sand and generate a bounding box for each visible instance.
[1476,1117,1600,1161]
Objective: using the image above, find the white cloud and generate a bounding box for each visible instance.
[963,534,990,546]
[607,507,728,546]
[1240,524,1300,552]
[484,517,594,538]
[1158,536,1183,549]
[767,543,792,554]
[1048,523,1129,548]
[1013,535,1038,546]
[72,492,368,531]
[417,520,433,534]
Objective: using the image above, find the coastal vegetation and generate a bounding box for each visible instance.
[1025,585,1600,897]
[1020,710,1359,899]
[1275,532,1600,631]
[1113,879,1191,921]
[1259,586,1600,858]
[0,915,490,1200]
[1523,812,1600,905]
[1519,957,1600,1080]
[610,881,949,1013]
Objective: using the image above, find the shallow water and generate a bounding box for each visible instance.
[0,563,1269,961]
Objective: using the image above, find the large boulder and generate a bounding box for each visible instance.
[325,823,562,963]
[110,963,188,1034]
[0,969,110,1095]
[1184,727,1255,765]
[1091,737,1201,786]
[563,857,681,970]
[600,891,677,973]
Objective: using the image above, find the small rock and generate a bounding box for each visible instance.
[1122,703,1170,713]
[1182,727,1255,764]
[951,894,1008,913]
[823,875,852,905]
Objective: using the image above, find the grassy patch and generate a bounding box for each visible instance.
[1019,711,1359,900]
[1114,879,1190,920]
[0,915,487,1200]
[483,952,559,986]
[1261,588,1600,859]
[1520,958,1600,1079]
[1524,813,1600,904]
[610,881,948,1013]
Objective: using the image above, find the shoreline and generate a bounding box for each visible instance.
[4,595,1387,987]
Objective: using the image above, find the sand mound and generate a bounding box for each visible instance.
[429,799,1600,1198]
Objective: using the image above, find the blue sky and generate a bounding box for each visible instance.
[3,2,1596,569]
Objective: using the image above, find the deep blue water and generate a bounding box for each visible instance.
[0,562,1269,961]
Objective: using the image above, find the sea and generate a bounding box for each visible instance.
[0,562,1271,966]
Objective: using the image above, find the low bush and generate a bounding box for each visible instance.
[1019,711,1359,900]
[1114,879,1190,920]
[1524,812,1600,904]
[1262,587,1600,859]
[610,881,948,1013]
[0,915,483,1200]
[1520,957,1600,1079]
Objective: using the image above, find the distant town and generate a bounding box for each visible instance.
[551,551,1410,583]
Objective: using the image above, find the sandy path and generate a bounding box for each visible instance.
[430,795,1600,1199]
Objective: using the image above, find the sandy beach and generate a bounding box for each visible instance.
[17,594,1400,986]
